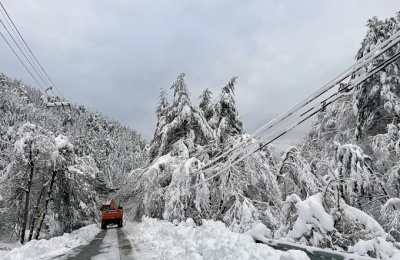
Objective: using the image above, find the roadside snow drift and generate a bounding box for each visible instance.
[125,217,309,260]
[2,224,99,260]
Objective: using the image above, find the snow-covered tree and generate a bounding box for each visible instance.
[148,73,213,160]
[296,13,400,248]
[210,77,243,145]
[207,136,282,231]
[156,88,169,119]
[333,143,389,212]
[279,146,320,199]
[380,198,400,241]
[148,89,170,160]
[198,88,214,121]
[6,123,54,244]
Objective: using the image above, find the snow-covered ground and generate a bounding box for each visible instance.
[124,217,309,260]
[0,218,310,260]
[0,224,100,260]
[6,216,398,259]
[5,216,399,259]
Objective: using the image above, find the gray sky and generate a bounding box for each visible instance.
[1,1,399,147]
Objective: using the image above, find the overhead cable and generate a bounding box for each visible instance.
[0,2,66,99]
[192,30,400,188]
[0,7,48,86]
[0,30,44,91]
[192,29,400,177]
[0,17,49,87]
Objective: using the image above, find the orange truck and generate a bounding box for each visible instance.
[100,199,123,229]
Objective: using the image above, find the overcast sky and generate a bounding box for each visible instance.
[1,1,399,147]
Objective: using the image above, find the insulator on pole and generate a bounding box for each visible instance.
[45,101,71,107]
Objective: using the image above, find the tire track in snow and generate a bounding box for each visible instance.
[117,228,134,260]
[61,226,135,260]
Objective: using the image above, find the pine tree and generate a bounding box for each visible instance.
[279,146,320,199]
[198,88,214,121]
[210,77,243,144]
[148,89,170,160]
[156,89,169,118]
[148,73,213,160]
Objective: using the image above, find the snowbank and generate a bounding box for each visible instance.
[124,217,306,260]
[0,242,19,259]
[245,222,272,242]
[2,224,99,260]
[348,237,394,258]
[279,250,310,260]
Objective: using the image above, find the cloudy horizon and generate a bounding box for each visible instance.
[1,1,399,147]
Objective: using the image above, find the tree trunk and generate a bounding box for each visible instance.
[34,169,57,240]
[28,183,46,241]
[20,144,34,244]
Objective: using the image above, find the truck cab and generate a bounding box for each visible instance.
[100,199,123,229]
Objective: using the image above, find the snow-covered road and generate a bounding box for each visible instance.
[62,227,132,260]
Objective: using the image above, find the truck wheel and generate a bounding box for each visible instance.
[118,219,123,228]
[101,221,106,229]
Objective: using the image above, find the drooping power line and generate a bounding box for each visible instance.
[0,29,44,91]
[0,2,66,99]
[0,6,50,87]
[193,29,400,180]
[0,17,49,86]
[192,29,400,188]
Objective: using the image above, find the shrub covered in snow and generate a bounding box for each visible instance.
[280,193,336,248]
[380,198,400,241]
[348,237,394,259]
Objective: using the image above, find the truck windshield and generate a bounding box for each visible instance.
[101,205,110,210]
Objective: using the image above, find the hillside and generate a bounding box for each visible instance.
[0,73,146,242]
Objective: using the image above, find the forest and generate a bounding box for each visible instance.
[1,12,400,259]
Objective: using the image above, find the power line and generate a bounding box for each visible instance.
[0,2,66,100]
[194,29,400,177]
[197,49,400,188]
[192,30,400,188]
[202,29,400,176]
[0,30,44,91]
[0,7,48,86]
[0,17,49,87]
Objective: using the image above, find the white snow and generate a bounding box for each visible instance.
[279,250,310,260]
[340,204,386,237]
[124,217,299,259]
[348,237,394,258]
[291,193,334,238]
[245,222,272,242]
[150,153,175,170]
[79,201,88,210]
[16,123,35,136]
[54,135,73,150]
[184,157,201,174]
[0,242,19,259]
[67,165,84,175]
[1,224,100,260]
[4,217,390,259]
